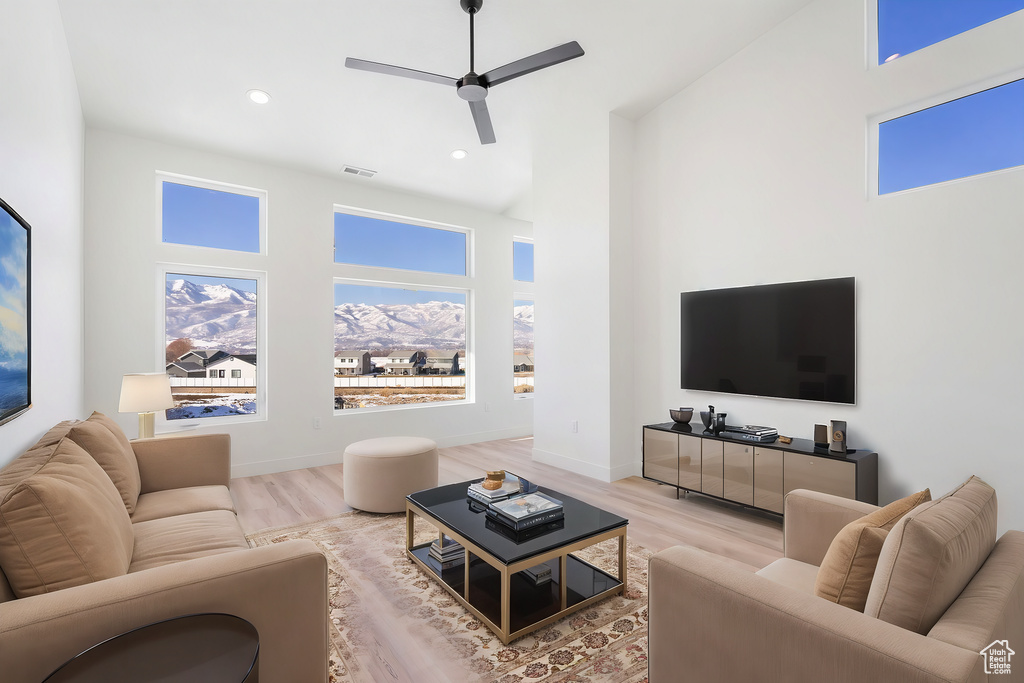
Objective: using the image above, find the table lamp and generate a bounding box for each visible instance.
[118,373,175,439]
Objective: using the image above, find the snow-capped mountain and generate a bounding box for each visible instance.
[513,303,534,350]
[165,279,257,354]
[334,300,469,349]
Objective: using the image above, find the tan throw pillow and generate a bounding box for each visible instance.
[0,438,134,598]
[69,419,142,514]
[814,488,931,611]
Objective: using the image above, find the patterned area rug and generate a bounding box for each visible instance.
[247,510,650,683]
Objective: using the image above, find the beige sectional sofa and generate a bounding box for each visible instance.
[0,413,328,683]
[649,477,1024,682]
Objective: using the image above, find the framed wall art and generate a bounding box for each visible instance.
[0,197,31,426]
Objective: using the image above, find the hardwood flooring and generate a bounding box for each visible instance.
[230,435,783,571]
[230,437,783,682]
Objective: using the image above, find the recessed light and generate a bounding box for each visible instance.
[451,149,468,160]
[247,89,271,104]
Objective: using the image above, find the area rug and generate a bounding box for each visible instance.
[247,510,650,683]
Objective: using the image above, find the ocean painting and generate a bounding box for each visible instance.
[0,198,30,425]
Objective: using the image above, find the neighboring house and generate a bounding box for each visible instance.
[423,350,461,375]
[335,350,372,376]
[513,354,534,373]
[165,360,207,378]
[384,350,422,375]
[205,354,257,380]
[177,349,230,367]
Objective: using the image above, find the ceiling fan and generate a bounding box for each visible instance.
[345,0,584,145]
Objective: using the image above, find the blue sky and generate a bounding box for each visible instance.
[335,212,466,276]
[878,1,1024,63]
[0,207,28,366]
[167,273,258,294]
[335,283,465,307]
[162,182,260,253]
[513,241,534,282]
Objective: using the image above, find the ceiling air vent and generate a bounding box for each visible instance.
[341,165,377,178]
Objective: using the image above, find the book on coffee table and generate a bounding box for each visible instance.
[487,493,564,531]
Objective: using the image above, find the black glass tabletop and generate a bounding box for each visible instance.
[408,481,628,565]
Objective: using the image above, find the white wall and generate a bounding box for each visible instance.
[0,0,85,464]
[83,130,532,477]
[630,0,1024,533]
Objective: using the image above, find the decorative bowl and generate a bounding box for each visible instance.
[669,407,693,423]
[699,411,713,430]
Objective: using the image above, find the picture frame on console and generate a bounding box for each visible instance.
[0,197,31,427]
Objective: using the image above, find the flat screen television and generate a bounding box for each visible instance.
[680,277,855,404]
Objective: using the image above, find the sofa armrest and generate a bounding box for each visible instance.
[784,488,879,565]
[133,433,231,492]
[0,540,327,683]
[649,545,983,683]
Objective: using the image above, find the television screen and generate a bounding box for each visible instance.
[680,277,855,404]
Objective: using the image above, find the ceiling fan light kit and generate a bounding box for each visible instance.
[346,0,584,145]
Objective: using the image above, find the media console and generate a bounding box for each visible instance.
[642,422,878,514]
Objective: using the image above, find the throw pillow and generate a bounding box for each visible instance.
[814,488,931,611]
[0,437,134,598]
[68,418,143,515]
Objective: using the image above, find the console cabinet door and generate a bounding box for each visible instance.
[701,439,724,497]
[753,448,784,513]
[678,434,702,491]
[784,452,856,500]
[643,428,678,486]
[723,443,754,505]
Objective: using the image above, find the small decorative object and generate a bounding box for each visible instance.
[779,435,793,444]
[829,420,847,454]
[700,405,715,432]
[517,477,540,494]
[669,407,693,423]
[482,470,505,490]
[713,412,727,435]
[814,424,829,448]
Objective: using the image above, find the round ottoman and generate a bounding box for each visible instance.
[343,436,439,513]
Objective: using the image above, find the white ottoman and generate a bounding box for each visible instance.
[342,436,439,513]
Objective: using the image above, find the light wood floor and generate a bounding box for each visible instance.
[230,436,783,572]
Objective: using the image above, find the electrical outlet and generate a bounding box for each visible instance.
[570,420,578,433]
[313,417,321,430]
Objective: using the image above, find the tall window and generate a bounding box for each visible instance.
[513,299,534,396]
[878,78,1024,194]
[334,210,468,276]
[333,282,467,410]
[513,240,534,282]
[163,270,263,422]
[877,0,1024,64]
[158,173,266,253]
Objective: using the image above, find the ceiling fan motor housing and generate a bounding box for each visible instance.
[460,0,483,14]
[457,73,487,101]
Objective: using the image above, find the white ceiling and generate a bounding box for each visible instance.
[56,0,812,215]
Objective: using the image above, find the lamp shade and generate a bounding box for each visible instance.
[118,373,175,413]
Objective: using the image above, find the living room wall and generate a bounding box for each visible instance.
[0,2,85,465]
[630,0,1024,533]
[83,130,532,476]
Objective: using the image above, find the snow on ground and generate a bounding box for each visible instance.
[167,393,256,420]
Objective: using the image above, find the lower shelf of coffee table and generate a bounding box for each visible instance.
[411,546,621,635]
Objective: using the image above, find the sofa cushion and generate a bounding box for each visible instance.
[131,485,237,523]
[0,420,80,495]
[814,488,931,611]
[68,418,142,515]
[755,557,820,594]
[129,510,249,573]
[864,476,997,634]
[0,438,134,598]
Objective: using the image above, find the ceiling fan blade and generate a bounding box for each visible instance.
[480,41,584,87]
[345,57,458,87]
[469,99,496,145]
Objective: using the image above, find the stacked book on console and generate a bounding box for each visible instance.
[427,536,465,572]
[721,425,779,443]
[485,492,564,532]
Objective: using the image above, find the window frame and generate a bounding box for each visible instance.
[868,69,1024,197]
[156,171,268,255]
[157,263,268,429]
[333,204,472,278]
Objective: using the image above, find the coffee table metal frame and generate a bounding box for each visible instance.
[405,490,627,645]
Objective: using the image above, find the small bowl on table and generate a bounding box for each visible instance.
[669,407,693,424]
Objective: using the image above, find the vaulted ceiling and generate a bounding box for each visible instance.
[57,0,813,214]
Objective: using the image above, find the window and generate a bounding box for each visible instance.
[878,78,1024,194]
[877,0,1024,64]
[513,299,534,395]
[334,210,467,276]
[333,282,467,410]
[513,240,534,282]
[158,173,266,253]
[163,270,264,422]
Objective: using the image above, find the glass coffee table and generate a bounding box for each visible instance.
[406,481,628,645]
